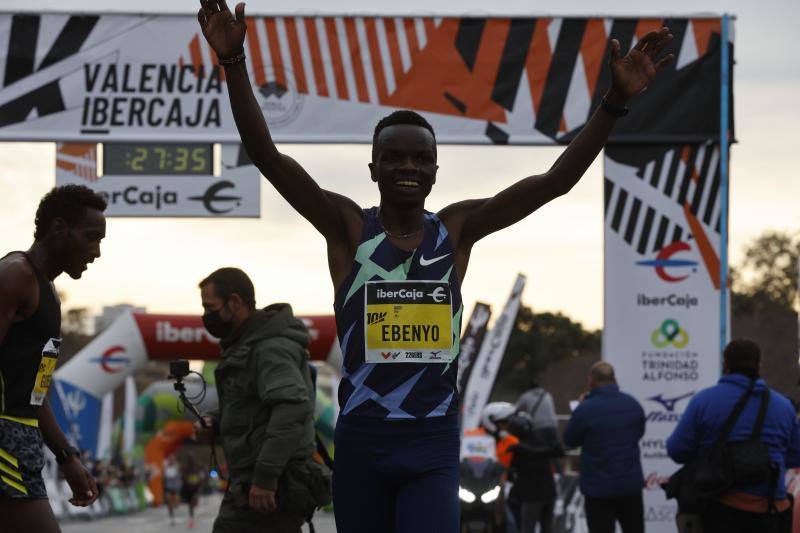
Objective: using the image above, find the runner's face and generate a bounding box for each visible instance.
[62,208,105,279]
[370,125,438,208]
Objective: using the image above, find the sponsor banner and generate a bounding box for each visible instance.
[0,14,730,144]
[603,143,726,532]
[461,274,526,431]
[49,379,102,455]
[123,375,136,457]
[55,142,260,217]
[55,310,149,395]
[456,302,492,394]
[95,391,113,460]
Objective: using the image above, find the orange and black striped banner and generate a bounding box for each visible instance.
[0,14,732,144]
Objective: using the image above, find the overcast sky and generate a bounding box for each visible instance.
[0,0,797,331]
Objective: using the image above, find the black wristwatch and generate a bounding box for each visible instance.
[56,445,80,466]
[600,97,629,117]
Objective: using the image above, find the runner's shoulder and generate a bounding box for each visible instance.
[437,198,487,221]
[0,253,36,286]
[0,254,37,309]
[437,199,488,244]
[324,190,363,219]
[322,190,364,242]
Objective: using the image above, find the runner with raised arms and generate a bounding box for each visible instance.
[196,2,674,530]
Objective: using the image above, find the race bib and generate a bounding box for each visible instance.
[364,280,453,363]
[30,338,61,406]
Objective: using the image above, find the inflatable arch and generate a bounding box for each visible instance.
[50,311,340,455]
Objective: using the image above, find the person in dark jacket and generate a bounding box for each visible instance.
[563,362,645,533]
[194,268,325,533]
[666,339,800,533]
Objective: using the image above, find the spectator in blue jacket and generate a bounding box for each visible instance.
[563,362,645,533]
[666,339,800,533]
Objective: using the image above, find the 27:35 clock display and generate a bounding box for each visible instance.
[103,143,213,175]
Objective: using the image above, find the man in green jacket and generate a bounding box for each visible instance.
[195,267,320,533]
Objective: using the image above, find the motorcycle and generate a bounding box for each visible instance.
[459,456,506,533]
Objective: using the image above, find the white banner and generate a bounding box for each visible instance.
[96,391,113,459]
[456,302,492,394]
[55,142,260,217]
[123,375,136,458]
[0,14,727,144]
[461,274,526,432]
[603,144,725,532]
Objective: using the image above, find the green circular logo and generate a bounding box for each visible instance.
[651,319,689,348]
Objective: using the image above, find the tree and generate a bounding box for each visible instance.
[730,230,799,402]
[491,306,601,402]
[731,231,799,314]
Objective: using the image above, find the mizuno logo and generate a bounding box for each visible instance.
[419,253,450,266]
[647,391,694,412]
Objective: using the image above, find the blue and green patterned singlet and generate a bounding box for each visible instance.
[333,207,463,419]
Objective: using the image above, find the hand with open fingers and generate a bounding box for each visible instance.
[193,415,216,443]
[61,457,99,507]
[197,0,247,59]
[609,27,675,100]
[249,483,278,514]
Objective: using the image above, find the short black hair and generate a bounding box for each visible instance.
[34,184,107,240]
[724,339,761,379]
[199,267,256,310]
[372,109,436,162]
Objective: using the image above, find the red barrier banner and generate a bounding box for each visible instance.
[132,313,337,361]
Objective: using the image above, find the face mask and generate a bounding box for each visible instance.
[202,302,234,339]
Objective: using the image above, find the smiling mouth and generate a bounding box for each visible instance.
[395,180,419,189]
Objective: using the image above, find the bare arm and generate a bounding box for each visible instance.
[198,1,361,248]
[441,29,675,250]
[40,398,99,506]
[39,399,72,458]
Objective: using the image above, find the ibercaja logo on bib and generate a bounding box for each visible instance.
[364,280,453,363]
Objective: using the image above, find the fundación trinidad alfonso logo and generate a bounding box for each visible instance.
[651,319,689,349]
[88,345,130,374]
[636,241,699,283]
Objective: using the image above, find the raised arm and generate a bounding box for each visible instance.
[198,1,361,248]
[441,28,674,250]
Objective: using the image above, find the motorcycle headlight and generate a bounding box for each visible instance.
[458,487,476,503]
[480,485,501,504]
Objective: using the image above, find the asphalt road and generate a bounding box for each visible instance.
[60,493,337,533]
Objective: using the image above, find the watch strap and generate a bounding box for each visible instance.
[56,445,80,466]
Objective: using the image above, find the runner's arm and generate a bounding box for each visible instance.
[441,29,674,248]
[199,1,360,244]
[39,399,73,459]
[40,399,100,506]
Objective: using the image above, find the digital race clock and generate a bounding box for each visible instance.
[103,143,213,175]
